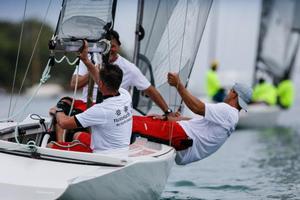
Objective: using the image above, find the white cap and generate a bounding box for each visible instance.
[232,83,253,111]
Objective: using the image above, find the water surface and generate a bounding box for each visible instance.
[1,94,300,199]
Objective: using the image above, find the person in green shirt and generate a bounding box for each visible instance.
[277,77,294,109]
[252,78,277,106]
[206,60,225,102]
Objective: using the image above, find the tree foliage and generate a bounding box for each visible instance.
[0,19,74,92]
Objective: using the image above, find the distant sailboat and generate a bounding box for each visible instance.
[238,0,300,129]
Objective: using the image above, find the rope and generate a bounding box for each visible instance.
[9,122,38,153]
[166,0,174,146]
[54,56,81,141]
[5,114,49,153]
[68,59,80,116]
[8,0,28,118]
[177,0,213,111]
[166,0,189,147]
[49,140,89,148]
[10,0,53,116]
[30,114,48,132]
[55,56,80,65]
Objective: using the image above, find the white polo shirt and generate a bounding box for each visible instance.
[176,103,239,165]
[113,54,151,91]
[73,54,151,102]
[75,88,132,152]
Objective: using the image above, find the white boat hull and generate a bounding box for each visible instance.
[0,118,175,200]
[237,104,281,129]
[60,154,174,200]
[0,142,175,200]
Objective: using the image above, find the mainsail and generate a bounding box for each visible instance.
[253,0,300,85]
[133,0,213,115]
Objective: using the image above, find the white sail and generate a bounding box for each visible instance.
[254,0,300,84]
[50,0,115,53]
[133,0,213,114]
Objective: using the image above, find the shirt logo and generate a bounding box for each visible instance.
[124,106,128,113]
[116,109,121,116]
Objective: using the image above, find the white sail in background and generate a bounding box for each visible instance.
[254,0,300,84]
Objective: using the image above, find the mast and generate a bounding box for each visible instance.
[284,0,300,80]
[252,0,269,87]
[86,53,96,108]
[208,0,219,63]
[94,0,118,105]
[133,0,144,65]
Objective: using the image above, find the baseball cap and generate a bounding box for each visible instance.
[232,83,253,111]
[109,30,121,46]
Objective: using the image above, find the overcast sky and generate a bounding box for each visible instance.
[0,0,61,28]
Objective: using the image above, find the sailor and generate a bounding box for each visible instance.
[133,73,252,165]
[277,75,294,109]
[252,78,277,106]
[48,41,132,153]
[205,60,226,102]
[70,30,174,116]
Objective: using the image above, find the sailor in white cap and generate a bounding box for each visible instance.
[133,73,253,165]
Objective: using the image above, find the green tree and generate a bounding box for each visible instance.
[0,19,74,92]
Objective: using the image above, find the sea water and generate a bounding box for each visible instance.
[1,93,300,200]
[161,127,300,200]
[160,96,300,199]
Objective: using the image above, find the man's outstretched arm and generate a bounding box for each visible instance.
[79,40,100,86]
[143,86,171,114]
[167,72,205,116]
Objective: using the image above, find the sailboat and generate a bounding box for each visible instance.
[238,0,300,129]
[0,0,212,199]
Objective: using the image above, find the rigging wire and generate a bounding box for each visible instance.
[166,0,174,146]
[173,0,189,113]
[11,0,52,116]
[166,0,171,112]
[8,0,28,118]
[67,59,80,117]
[177,0,213,111]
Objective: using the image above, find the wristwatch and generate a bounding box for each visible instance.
[55,108,64,114]
[164,108,173,116]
